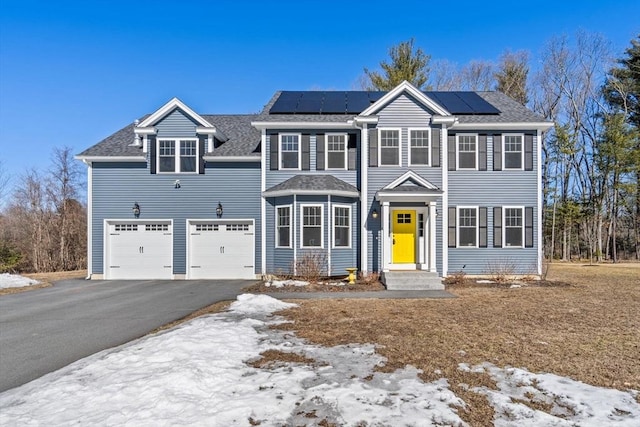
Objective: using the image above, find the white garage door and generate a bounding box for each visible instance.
[188,220,254,279]
[106,221,173,280]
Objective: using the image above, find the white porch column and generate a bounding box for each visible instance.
[429,201,437,272]
[360,124,369,273]
[382,201,390,271]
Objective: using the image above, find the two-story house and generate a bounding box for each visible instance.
[77,81,552,289]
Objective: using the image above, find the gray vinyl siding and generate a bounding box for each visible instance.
[266,196,295,275]
[91,161,261,276]
[156,108,199,137]
[447,133,539,274]
[377,94,432,128]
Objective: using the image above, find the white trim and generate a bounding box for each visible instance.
[375,192,441,203]
[275,205,293,248]
[456,133,479,170]
[360,81,450,116]
[325,133,348,170]
[293,195,297,274]
[260,129,267,276]
[431,115,457,125]
[327,196,332,272]
[203,156,261,162]
[381,202,390,270]
[263,189,359,198]
[360,124,369,273]
[74,156,146,163]
[378,128,401,166]
[332,204,352,249]
[456,206,479,248]
[133,127,156,135]
[408,127,431,166]
[450,122,554,131]
[536,131,542,275]
[300,203,324,249]
[156,138,199,174]
[429,202,437,272]
[207,135,213,153]
[279,133,302,170]
[86,164,93,278]
[503,206,525,248]
[383,170,439,191]
[352,116,379,125]
[139,97,213,128]
[442,125,449,276]
[251,121,353,129]
[502,133,525,170]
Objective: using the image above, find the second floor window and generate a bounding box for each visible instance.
[457,134,477,169]
[380,129,400,166]
[504,134,523,169]
[280,134,300,169]
[326,134,347,169]
[410,129,430,165]
[158,139,197,173]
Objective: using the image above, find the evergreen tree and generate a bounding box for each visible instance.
[495,50,529,104]
[364,39,430,90]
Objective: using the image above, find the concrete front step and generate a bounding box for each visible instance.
[382,271,444,290]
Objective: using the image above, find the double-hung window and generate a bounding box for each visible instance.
[504,207,523,247]
[409,129,430,165]
[458,207,478,247]
[457,134,477,169]
[158,139,197,173]
[379,129,400,166]
[301,205,323,248]
[503,134,524,169]
[280,134,300,169]
[333,205,350,248]
[326,134,347,169]
[276,206,291,248]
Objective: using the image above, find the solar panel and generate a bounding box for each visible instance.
[296,92,323,114]
[269,91,302,114]
[427,92,475,114]
[344,92,370,113]
[322,92,346,113]
[457,92,501,114]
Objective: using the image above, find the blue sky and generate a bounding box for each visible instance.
[0,0,638,190]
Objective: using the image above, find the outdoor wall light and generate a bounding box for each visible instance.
[174,179,181,189]
[216,202,223,218]
[132,202,141,218]
[372,209,378,219]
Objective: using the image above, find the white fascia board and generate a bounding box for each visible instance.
[133,127,156,135]
[375,192,442,203]
[139,97,213,128]
[431,116,457,125]
[251,121,353,129]
[74,156,147,163]
[203,156,261,162]
[263,189,359,198]
[352,116,379,124]
[384,170,439,190]
[450,122,554,131]
[360,81,450,117]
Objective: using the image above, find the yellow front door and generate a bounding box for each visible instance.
[392,210,416,263]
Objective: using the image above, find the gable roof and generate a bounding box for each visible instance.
[376,170,442,202]
[138,97,213,128]
[360,81,450,116]
[263,175,359,198]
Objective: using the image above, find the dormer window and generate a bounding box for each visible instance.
[158,139,197,173]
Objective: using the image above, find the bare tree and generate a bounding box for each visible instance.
[495,50,529,104]
[0,160,10,207]
[429,59,462,90]
[459,60,495,91]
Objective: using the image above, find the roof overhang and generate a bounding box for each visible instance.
[431,115,457,125]
[450,121,554,131]
[360,81,450,117]
[251,121,354,130]
[203,156,260,162]
[263,189,360,198]
[375,191,442,203]
[75,156,147,164]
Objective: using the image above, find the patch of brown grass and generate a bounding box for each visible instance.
[0,270,86,296]
[273,263,640,425]
[244,280,385,293]
[249,349,320,369]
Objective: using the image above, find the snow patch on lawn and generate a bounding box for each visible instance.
[265,279,346,288]
[0,273,39,289]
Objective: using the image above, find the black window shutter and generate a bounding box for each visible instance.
[149,135,156,174]
[302,134,310,170]
[368,129,378,167]
[479,207,487,247]
[198,135,206,174]
[448,135,456,171]
[524,134,534,171]
[270,134,278,170]
[448,207,457,247]
[348,133,357,170]
[431,128,440,167]
[525,207,534,247]
[479,134,487,171]
[493,206,502,247]
[493,134,502,171]
[316,134,325,170]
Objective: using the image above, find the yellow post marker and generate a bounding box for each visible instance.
[346,268,357,285]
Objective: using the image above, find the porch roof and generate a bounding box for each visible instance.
[263,175,359,198]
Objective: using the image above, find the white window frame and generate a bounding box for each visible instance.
[378,128,401,166]
[300,204,324,248]
[332,204,351,248]
[503,133,525,170]
[408,127,431,166]
[457,206,479,248]
[157,139,199,174]
[456,133,478,170]
[325,133,348,170]
[279,133,301,170]
[275,205,292,249]
[503,206,524,248]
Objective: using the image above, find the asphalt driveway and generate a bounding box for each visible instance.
[0,278,251,393]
